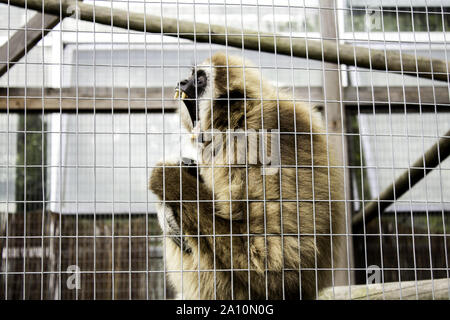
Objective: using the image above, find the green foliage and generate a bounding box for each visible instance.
[15,114,46,213]
[348,114,373,206]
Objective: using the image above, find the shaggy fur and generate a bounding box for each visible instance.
[149,52,345,299]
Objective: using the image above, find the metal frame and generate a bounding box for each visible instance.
[0,0,449,300]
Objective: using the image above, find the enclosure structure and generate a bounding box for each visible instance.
[0,0,449,300]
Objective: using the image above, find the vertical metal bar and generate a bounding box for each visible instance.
[394,0,420,298]
[437,0,450,299]
[110,0,115,300]
[167,1,177,301]
[237,0,251,300]
[205,1,217,300]
[57,0,63,300]
[380,0,403,298]
[222,1,235,300]
[254,0,269,299]
[40,2,47,300]
[75,0,80,300]
[405,0,433,299]
[332,0,351,295]
[23,0,28,300]
[361,0,387,299]
[4,0,11,301]
[298,0,312,300]
[383,3,404,296]
[270,0,285,300]
[192,1,201,301]
[335,0,353,296]
[126,0,132,300]
[170,0,180,301]
[407,4,427,300]
[346,0,370,299]
[92,1,97,300]
[94,0,101,300]
[318,0,333,299]
[172,0,178,301]
[422,0,437,299]
[143,0,149,301]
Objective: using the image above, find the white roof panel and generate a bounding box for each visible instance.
[359,112,450,212]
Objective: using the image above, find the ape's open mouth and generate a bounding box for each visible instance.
[173,88,187,100]
[175,69,206,127]
[174,87,198,127]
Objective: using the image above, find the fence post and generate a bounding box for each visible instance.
[319,0,355,289]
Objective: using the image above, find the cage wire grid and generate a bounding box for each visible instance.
[0,0,449,300]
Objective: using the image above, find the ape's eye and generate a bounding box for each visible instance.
[197,75,206,86]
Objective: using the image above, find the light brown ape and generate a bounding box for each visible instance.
[149,52,345,299]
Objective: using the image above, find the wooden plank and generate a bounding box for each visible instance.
[0,12,60,77]
[2,0,450,82]
[1,86,449,112]
[319,278,450,300]
[0,87,326,100]
[344,86,450,106]
[352,128,450,229]
[0,97,178,112]
[0,87,180,112]
[0,87,325,112]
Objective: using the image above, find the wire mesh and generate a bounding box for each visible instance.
[0,0,449,300]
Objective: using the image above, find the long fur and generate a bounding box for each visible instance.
[149,52,345,299]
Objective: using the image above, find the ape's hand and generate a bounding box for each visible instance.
[149,159,215,237]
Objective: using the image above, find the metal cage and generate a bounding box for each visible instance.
[0,0,449,300]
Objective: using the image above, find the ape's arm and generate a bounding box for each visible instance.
[149,161,216,237]
[149,161,256,272]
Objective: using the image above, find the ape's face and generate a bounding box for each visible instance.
[176,68,208,128]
